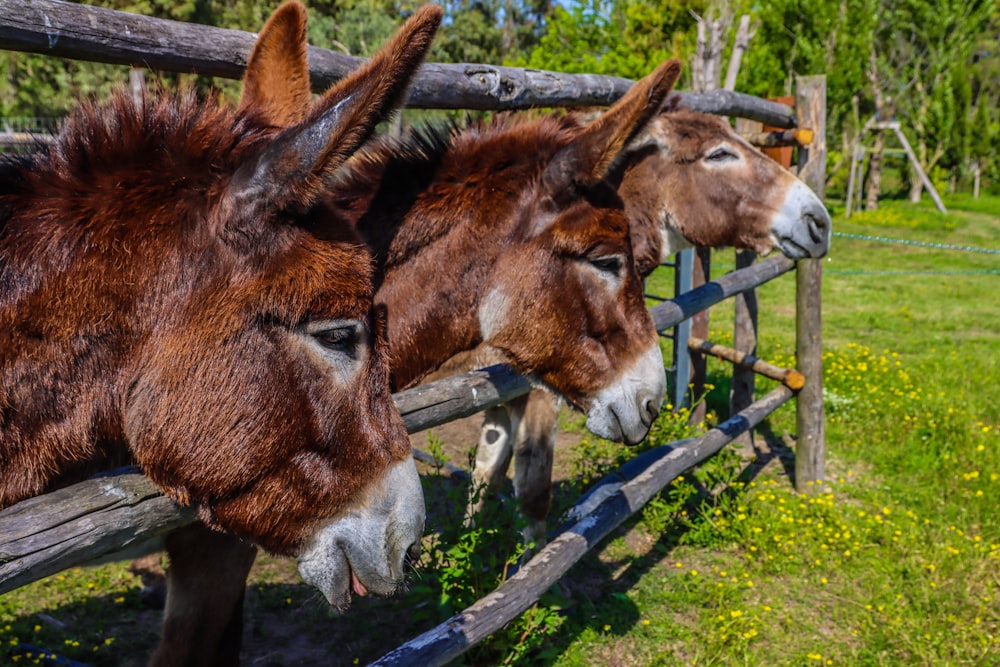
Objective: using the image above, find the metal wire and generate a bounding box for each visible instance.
[832,231,1000,255]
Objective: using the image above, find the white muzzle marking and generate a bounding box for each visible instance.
[770,180,832,259]
[297,456,424,610]
[585,341,666,444]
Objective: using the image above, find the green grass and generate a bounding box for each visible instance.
[1,197,997,666]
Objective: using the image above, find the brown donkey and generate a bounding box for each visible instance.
[449,103,833,547]
[329,67,681,443]
[0,3,442,665]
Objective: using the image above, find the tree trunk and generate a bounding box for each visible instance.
[973,160,981,199]
[692,8,729,94]
[723,15,752,91]
[864,47,891,211]
[908,162,923,202]
[865,130,884,210]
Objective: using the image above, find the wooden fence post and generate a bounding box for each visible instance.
[731,117,760,437]
[794,75,826,492]
[688,247,711,424]
[730,249,758,423]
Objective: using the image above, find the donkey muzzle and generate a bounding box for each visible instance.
[585,341,666,445]
[296,456,425,610]
[771,180,832,259]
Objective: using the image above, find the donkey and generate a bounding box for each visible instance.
[0,4,442,665]
[318,66,683,445]
[445,104,833,547]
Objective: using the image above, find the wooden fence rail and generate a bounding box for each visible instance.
[370,386,795,667]
[0,0,794,126]
[650,254,794,332]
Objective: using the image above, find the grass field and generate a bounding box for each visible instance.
[1,196,997,666]
[546,195,999,666]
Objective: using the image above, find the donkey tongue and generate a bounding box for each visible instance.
[351,571,368,597]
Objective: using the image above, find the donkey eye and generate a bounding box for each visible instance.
[706,147,738,162]
[314,326,358,358]
[589,255,623,276]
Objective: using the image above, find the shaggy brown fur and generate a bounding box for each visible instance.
[3,4,443,665]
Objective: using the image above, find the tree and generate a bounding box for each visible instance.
[516,0,705,81]
[739,0,877,165]
[434,0,551,65]
[868,0,995,202]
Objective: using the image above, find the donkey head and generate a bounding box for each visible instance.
[0,1,442,610]
[218,1,441,608]
[478,61,683,445]
[619,107,832,275]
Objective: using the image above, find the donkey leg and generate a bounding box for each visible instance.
[513,391,561,553]
[129,552,167,609]
[149,523,257,667]
[465,395,527,528]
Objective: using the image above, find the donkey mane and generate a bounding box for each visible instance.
[330,113,586,274]
[7,88,274,196]
[0,89,282,301]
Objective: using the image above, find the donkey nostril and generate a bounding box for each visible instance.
[642,397,659,425]
[805,204,832,246]
[404,541,422,569]
[804,212,825,244]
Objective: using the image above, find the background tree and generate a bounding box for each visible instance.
[515,0,704,81]
[864,0,995,203]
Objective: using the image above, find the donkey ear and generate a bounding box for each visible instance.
[229,4,443,212]
[543,59,682,192]
[238,0,312,127]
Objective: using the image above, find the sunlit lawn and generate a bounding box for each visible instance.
[548,196,1000,665]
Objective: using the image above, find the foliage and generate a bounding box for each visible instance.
[873,0,995,195]
[513,0,705,80]
[843,199,961,230]
[738,0,877,137]
[436,0,551,65]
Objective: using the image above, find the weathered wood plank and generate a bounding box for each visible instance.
[396,364,532,434]
[730,249,759,432]
[0,131,51,148]
[650,254,795,333]
[369,386,795,667]
[670,91,795,129]
[0,473,196,595]
[0,0,795,124]
[688,336,804,390]
[744,127,813,148]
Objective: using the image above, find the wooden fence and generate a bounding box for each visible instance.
[0,2,826,664]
